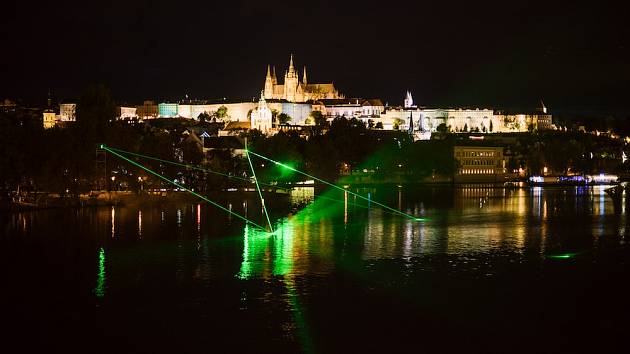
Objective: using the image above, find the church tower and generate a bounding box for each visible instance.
[303,66,307,85]
[251,91,273,133]
[264,65,274,99]
[404,91,414,108]
[284,54,299,102]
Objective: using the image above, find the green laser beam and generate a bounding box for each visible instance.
[107,146,285,190]
[105,146,253,183]
[246,150,424,221]
[246,141,273,232]
[103,146,267,231]
[315,193,413,218]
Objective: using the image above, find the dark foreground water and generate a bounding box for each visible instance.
[2,185,630,353]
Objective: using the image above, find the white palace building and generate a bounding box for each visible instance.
[82,55,554,138]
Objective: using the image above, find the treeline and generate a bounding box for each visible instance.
[2,85,629,200]
[0,85,455,197]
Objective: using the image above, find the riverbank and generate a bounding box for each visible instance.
[1,189,291,212]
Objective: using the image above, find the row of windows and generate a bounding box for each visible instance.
[461,159,496,166]
[456,151,498,157]
[460,169,496,175]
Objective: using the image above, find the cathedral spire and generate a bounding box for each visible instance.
[303,66,307,85]
[288,54,296,76]
[404,91,414,108]
[264,65,274,99]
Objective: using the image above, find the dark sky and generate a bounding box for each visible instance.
[1,0,629,112]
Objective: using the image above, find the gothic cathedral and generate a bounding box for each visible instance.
[263,55,344,102]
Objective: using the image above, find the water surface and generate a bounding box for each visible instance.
[2,186,629,353]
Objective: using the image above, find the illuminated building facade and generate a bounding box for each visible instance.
[157,103,178,118]
[43,111,56,129]
[58,103,76,122]
[117,106,137,119]
[379,92,554,137]
[454,146,506,182]
[263,55,344,102]
[42,101,76,128]
[316,98,385,121]
[250,93,273,133]
[136,100,158,119]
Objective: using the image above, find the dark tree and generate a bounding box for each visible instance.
[277,113,292,125]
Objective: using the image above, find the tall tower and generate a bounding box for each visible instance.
[264,65,274,99]
[404,91,414,108]
[272,66,277,84]
[284,54,299,102]
[302,66,307,85]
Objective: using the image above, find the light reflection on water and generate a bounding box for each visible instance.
[3,185,630,352]
[4,186,628,283]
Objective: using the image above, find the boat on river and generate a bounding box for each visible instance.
[528,174,619,186]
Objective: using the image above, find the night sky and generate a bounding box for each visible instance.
[1,1,629,112]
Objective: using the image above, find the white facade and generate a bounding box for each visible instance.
[58,103,76,122]
[319,99,384,120]
[119,106,137,119]
[250,94,273,133]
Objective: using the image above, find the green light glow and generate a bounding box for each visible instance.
[236,220,312,352]
[237,219,296,280]
[103,147,267,231]
[285,277,314,354]
[246,143,274,232]
[94,247,106,298]
[546,252,579,259]
[246,150,425,221]
[272,219,294,276]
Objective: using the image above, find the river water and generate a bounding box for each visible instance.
[2,185,630,353]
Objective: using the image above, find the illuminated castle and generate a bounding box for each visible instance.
[263,55,344,102]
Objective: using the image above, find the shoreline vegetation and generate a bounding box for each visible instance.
[3,85,630,211]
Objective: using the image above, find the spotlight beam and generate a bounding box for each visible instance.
[102,145,267,231]
[245,142,274,232]
[105,146,254,183]
[245,150,424,221]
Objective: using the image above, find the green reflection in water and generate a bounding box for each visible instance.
[238,218,313,353]
[546,252,582,259]
[94,247,106,298]
[545,251,586,259]
[237,219,295,279]
[285,277,314,354]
